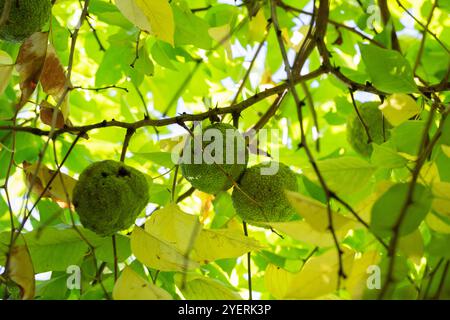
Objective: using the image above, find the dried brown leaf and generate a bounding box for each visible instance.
[41,44,70,98]
[15,32,49,109]
[39,101,65,129]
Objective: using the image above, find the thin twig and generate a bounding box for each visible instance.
[271,0,346,290]
[412,1,437,74]
[379,105,448,299]
[349,89,372,144]
[72,85,128,92]
[243,222,252,300]
[433,260,449,300]
[85,14,105,51]
[396,0,449,54]
[0,68,326,137]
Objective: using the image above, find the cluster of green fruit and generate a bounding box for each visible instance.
[180,123,298,226]
[0,0,51,42]
[72,123,298,236]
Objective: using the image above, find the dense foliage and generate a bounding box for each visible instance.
[0,0,449,300]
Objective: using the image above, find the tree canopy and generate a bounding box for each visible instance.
[0,0,449,300]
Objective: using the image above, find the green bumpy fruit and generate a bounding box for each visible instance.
[347,102,391,157]
[180,123,248,194]
[231,161,298,225]
[72,160,149,236]
[0,0,51,42]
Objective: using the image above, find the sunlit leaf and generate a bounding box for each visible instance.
[265,249,354,299]
[431,181,450,217]
[379,94,420,126]
[145,203,202,255]
[113,266,172,300]
[116,0,175,45]
[0,50,13,95]
[144,204,263,265]
[7,237,35,300]
[131,226,199,272]
[208,25,232,57]
[371,143,408,169]
[303,157,376,195]
[192,228,264,264]
[359,44,418,93]
[285,191,357,233]
[265,220,347,247]
[345,251,381,299]
[175,273,241,300]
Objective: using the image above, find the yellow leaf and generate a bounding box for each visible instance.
[345,251,381,299]
[264,264,295,299]
[116,0,174,45]
[432,181,450,216]
[175,274,241,300]
[286,249,354,299]
[419,162,440,185]
[7,238,35,300]
[264,220,347,247]
[131,226,199,272]
[285,191,357,232]
[208,25,232,57]
[0,50,13,95]
[398,229,424,264]
[265,249,354,299]
[442,145,450,157]
[145,204,202,255]
[379,93,420,126]
[248,9,266,43]
[426,213,450,234]
[159,134,187,153]
[143,204,263,265]
[113,267,172,300]
[192,228,264,264]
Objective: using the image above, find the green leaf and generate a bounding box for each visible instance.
[371,142,409,169]
[359,44,418,93]
[175,274,241,300]
[113,266,172,300]
[172,2,212,49]
[90,1,134,29]
[21,228,88,273]
[95,44,132,86]
[391,120,425,156]
[371,183,432,237]
[133,45,154,77]
[151,41,178,70]
[303,156,376,195]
